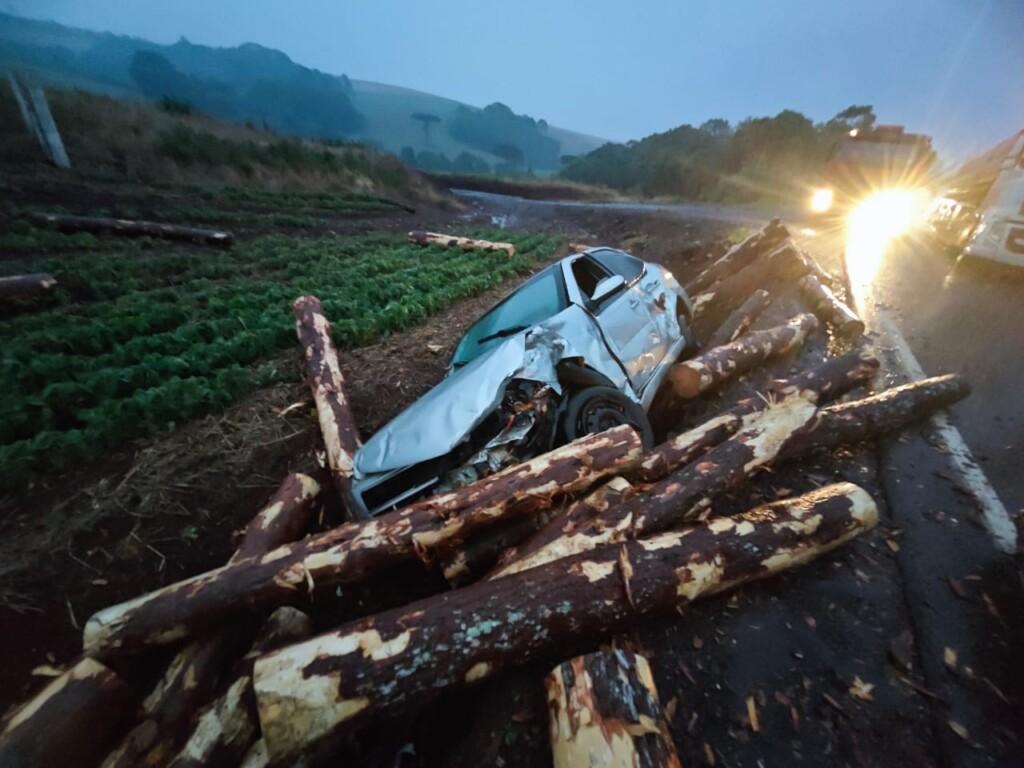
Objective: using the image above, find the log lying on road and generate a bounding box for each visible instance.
[83,427,641,658]
[31,212,233,247]
[100,474,320,768]
[293,295,365,520]
[668,313,819,399]
[546,651,681,768]
[408,230,516,257]
[0,658,132,768]
[251,483,878,760]
[685,219,789,295]
[798,274,865,340]
[704,288,771,348]
[0,273,57,301]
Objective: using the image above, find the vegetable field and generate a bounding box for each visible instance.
[0,229,560,488]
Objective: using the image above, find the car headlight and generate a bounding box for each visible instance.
[810,188,834,213]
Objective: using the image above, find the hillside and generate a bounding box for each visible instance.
[0,12,606,173]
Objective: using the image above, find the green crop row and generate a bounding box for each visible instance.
[0,230,560,487]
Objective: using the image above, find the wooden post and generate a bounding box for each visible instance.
[251,483,878,761]
[30,213,233,247]
[292,295,365,521]
[798,274,865,340]
[546,651,681,768]
[685,219,789,295]
[0,658,132,768]
[408,230,516,256]
[668,313,819,399]
[703,288,771,348]
[82,427,642,658]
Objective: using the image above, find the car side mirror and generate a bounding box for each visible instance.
[591,274,625,303]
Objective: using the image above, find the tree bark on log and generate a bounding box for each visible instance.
[100,474,320,768]
[166,608,314,768]
[0,273,57,301]
[546,651,681,768]
[0,658,132,768]
[251,483,878,761]
[292,295,365,520]
[31,212,233,247]
[668,313,819,399]
[691,242,811,338]
[798,275,865,340]
[408,230,516,256]
[704,288,771,348]
[83,427,642,658]
[684,219,789,295]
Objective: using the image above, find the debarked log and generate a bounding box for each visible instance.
[546,651,681,768]
[30,212,233,247]
[798,274,865,340]
[703,288,771,348]
[100,474,321,768]
[668,313,819,399]
[82,426,641,658]
[251,483,878,760]
[0,273,57,301]
[685,219,789,295]
[0,658,132,768]
[293,295,365,520]
[408,230,516,257]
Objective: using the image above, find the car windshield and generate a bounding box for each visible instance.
[451,264,567,366]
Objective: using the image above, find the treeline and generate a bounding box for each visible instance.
[560,106,879,202]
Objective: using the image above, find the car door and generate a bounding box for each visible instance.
[564,252,662,390]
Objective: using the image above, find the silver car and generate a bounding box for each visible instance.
[351,247,695,516]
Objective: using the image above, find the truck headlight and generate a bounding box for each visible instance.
[810,188,834,213]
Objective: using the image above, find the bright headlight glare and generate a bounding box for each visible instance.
[848,188,926,238]
[810,188,833,213]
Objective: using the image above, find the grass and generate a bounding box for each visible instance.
[0,230,561,489]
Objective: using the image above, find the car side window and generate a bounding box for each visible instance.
[591,249,644,282]
[571,255,611,300]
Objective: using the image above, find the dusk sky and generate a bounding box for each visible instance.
[6,0,1023,160]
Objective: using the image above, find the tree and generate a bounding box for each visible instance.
[399,146,416,166]
[492,143,524,173]
[700,118,732,138]
[832,105,876,132]
[411,112,441,146]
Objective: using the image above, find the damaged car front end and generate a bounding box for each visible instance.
[351,247,694,517]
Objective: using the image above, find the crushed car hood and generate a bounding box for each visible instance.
[354,304,631,477]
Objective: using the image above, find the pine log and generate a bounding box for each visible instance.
[668,313,819,399]
[240,739,270,768]
[704,288,771,348]
[546,651,680,768]
[684,219,789,295]
[691,242,810,338]
[798,274,865,340]
[0,272,57,301]
[408,230,516,256]
[252,483,878,760]
[292,295,365,520]
[100,474,320,768]
[167,608,314,768]
[31,212,233,247]
[0,658,132,768]
[492,391,818,577]
[83,426,642,658]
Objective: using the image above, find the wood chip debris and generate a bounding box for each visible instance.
[746,695,760,732]
[849,676,875,701]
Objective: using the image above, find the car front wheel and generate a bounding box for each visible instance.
[562,386,654,449]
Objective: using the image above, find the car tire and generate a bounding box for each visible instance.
[562,386,655,449]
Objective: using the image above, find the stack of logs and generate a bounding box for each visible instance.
[0,220,970,768]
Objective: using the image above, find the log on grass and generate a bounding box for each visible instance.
[798,274,865,340]
[292,295,365,520]
[685,218,789,295]
[101,474,320,768]
[251,483,878,761]
[0,658,132,768]
[408,230,515,257]
[704,288,771,348]
[31,212,233,247]
[668,313,819,399]
[167,608,314,768]
[0,272,57,301]
[546,651,680,768]
[83,426,642,658]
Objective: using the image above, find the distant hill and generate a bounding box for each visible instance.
[0,12,605,173]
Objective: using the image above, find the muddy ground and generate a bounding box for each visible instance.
[1,178,1021,768]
